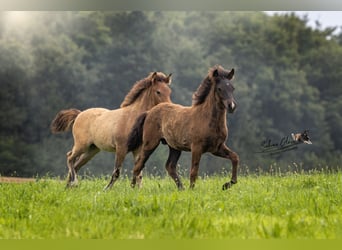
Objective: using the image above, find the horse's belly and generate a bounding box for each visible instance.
[165,137,191,151]
[92,137,116,152]
[95,142,116,152]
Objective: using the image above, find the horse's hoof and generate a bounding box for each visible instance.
[222,179,237,190]
[103,181,114,191]
[222,182,232,190]
[66,182,77,189]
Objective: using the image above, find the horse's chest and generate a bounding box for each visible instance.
[200,125,228,152]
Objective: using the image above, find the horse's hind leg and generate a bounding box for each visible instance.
[66,145,98,187]
[66,150,74,184]
[212,144,239,190]
[165,146,183,190]
[74,146,100,173]
[104,148,126,190]
[66,149,79,187]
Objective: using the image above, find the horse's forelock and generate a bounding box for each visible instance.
[150,72,171,84]
[208,65,231,80]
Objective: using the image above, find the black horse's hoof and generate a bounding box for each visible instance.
[222,180,237,190]
[222,182,232,190]
[222,182,230,190]
[103,184,111,192]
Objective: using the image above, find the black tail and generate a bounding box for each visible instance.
[127,112,147,152]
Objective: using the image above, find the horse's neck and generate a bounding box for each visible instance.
[129,97,156,112]
[198,91,227,126]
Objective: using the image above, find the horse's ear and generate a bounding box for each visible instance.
[227,68,235,80]
[151,72,158,83]
[166,73,172,85]
[213,69,219,77]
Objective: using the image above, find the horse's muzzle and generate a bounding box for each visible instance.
[227,101,237,113]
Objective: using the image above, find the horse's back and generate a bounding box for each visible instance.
[145,103,193,150]
[74,108,109,126]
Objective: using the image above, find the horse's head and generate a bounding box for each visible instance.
[120,71,172,108]
[211,66,236,113]
[149,72,172,105]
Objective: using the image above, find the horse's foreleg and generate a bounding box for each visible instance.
[189,147,202,189]
[104,149,126,191]
[165,147,183,190]
[212,144,239,190]
[133,150,143,188]
[131,146,157,188]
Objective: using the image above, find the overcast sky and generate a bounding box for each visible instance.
[265,11,342,33]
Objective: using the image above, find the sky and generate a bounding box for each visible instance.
[265,11,342,33]
[3,11,342,35]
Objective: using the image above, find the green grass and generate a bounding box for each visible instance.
[1,172,342,239]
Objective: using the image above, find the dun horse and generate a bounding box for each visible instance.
[128,65,239,190]
[51,72,172,189]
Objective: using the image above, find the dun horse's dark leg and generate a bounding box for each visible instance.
[189,147,202,189]
[165,147,183,190]
[104,149,126,191]
[212,144,239,190]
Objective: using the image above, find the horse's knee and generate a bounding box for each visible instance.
[190,168,199,181]
[165,164,172,174]
[136,174,143,188]
[132,167,141,177]
[115,169,120,178]
[230,151,239,165]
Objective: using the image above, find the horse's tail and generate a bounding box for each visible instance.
[50,108,81,133]
[127,112,147,152]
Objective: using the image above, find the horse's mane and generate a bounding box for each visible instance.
[120,72,168,108]
[192,65,228,106]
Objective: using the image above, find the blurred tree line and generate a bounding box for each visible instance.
[0,11,341,178]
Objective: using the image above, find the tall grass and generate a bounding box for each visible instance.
[1,171,342,239]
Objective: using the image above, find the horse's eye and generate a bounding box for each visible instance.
[227,83,235,90]
[156,90,161,95]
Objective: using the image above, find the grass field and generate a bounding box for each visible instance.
[1,171,342,239]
